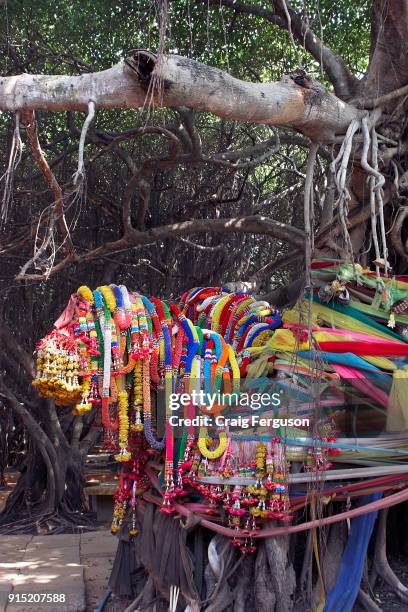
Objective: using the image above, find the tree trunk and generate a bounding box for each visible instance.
[0,388,96,533]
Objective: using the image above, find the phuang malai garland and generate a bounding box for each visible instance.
[32,263,408,552]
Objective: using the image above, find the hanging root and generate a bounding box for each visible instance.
[304,143,318,345]
[141,0,168,114]
[16,111,77,279]
[0,111,23,225]
[371,508,408,603]
[64,99,96,235]
[371,129,388,272]
[330,118,361,261]
[279,0,297,54]
[22,111,75,258]
[360,116,388,279]
[367,178,381,281]
[18,212,56,278]
[304,144,318,287]
[72,99,96,187]
[330,114,388,273]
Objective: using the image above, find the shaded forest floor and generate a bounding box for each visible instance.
[354,556,408,611]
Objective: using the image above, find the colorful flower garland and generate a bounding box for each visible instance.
[33,283,325,549]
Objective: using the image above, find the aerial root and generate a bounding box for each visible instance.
[330,115,388,272]
[72,99,96,187]
[361,116,388,280]
[330,118,360,261]
[0,111,23,224]
[371,508,408,604]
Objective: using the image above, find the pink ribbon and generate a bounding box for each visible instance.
[144,464,408,538]
[54,294,80,329]
[332,364,389,407]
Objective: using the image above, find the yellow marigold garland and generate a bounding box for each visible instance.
[131,360,144,433]
[33,332,83,406]
[72,375,92,415]
[98,285,116,312]
[198,428,228,460]
[111,500,126,534]
[255,441,266,477]
[77,285,94,304]
[114,390,131,462]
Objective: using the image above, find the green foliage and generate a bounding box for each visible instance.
[1,0,371,80]
[0,0,373,308]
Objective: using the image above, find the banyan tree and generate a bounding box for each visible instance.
[1,1,408,610]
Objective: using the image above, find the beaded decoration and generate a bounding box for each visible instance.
[33,283,331,549]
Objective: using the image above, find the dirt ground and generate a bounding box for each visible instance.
[81,530,117,611]
[353,556,408,611]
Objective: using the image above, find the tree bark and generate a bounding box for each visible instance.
[263,532,296,612]
[364,0,408,98]
[0,51,363,143]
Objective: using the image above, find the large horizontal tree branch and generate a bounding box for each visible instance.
[0,50,363,143]
[15,215,305,281]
